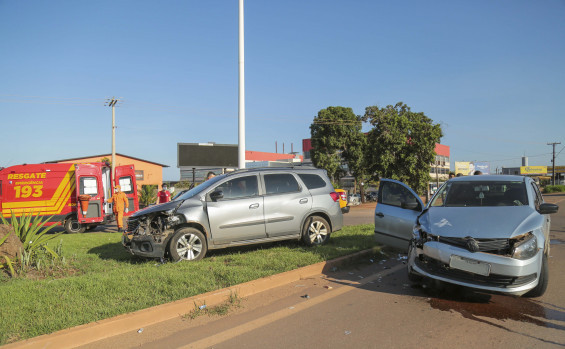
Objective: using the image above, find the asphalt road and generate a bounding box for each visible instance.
[80,195,565,349]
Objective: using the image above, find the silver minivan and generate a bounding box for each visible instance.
[123,168,343,261]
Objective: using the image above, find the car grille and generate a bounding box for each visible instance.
[415,256,536,289]
[126,218,139,232]
[438,236,510,255]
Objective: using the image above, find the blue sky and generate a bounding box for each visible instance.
[1,0,564,180]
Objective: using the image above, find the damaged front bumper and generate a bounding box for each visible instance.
[122,211,184,259]
[122,231,170,259]
[408,239,542,296]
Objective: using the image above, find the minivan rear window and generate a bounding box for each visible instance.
[264,174,300,195]
[298,174,326,189]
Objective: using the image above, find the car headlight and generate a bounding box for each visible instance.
[512,234,538,260]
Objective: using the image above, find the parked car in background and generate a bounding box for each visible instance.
[365,191,378,202]
[374,175,559,297]
[335,189,349,213]
[349,193,361,206]
[123,167,343,261]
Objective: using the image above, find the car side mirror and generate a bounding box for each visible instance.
[210,190,224,202]
[538,203,558,214]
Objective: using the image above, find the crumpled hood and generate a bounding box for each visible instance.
[131,200,181,217]
[419,206,543,239]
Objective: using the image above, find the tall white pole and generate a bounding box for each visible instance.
[238,0,246,169]
[112,102,116,184]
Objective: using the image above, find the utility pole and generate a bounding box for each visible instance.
[105,97,121,187]
[238,0,246,169]
[548,142,561,185]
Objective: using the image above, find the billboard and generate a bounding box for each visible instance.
[178,143,238,168]
[455,162,471,176]
[520,166,547,175]
[455,161,490,175]
[474,162,490,175]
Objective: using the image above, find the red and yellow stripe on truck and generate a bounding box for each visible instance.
[0,162,139,233]
[2,164,76,217]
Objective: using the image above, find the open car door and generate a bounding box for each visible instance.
[114,165,139,216]
[374,179,424,252]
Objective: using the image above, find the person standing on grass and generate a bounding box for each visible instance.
[108,185,129,232]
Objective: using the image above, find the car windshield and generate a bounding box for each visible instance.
[172,174,225,201]
[430,181,528,207]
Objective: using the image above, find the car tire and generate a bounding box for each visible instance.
[168,228,207,262]
[302,216,331,246]
[64,217,85,234]
[525,254,548,298]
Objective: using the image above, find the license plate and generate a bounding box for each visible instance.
[449,255,491,276]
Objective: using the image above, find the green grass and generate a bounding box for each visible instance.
[0,224,377,344]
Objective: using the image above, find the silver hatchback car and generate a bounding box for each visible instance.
[374,175,558,297]
[123,168,343,261]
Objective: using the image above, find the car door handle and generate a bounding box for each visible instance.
[299,198,308,204]
[249,203,260,209]
[375,212,384,218]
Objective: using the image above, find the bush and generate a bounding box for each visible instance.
[0,211,63,276]
[543,185,565,193]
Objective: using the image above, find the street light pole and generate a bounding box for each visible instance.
[238,0,246,169]
[106,97,120,186]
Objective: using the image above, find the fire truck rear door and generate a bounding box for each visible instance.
[74,164,104,222]
[114,165,139,216]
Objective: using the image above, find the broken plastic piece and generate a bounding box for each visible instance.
[324,285,333,290]
[301,294,310,299]
[369,259,374,263]
[137,328,144,334]
[199,305,207,310]
[345,331,351,335]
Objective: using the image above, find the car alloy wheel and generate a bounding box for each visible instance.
[169,228,207,261]
[303,216,330,246]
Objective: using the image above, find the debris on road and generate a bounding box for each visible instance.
[301,294,310,299]
[199,305,207,310]
[137,328,144,334]
[324,285,333,290]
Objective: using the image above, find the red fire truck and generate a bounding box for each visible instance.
[0,162,139,233]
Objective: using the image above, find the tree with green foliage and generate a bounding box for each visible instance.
[363,102,442,195]
[310,107,365,184]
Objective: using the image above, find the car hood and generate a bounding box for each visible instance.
[420,206,543,239]
[131,200,181,217]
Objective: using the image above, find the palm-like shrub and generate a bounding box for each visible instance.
[0,211,63,275]
[138,185,157,207]
[0,232,15,276]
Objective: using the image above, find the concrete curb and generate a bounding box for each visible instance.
[4,249,376,349]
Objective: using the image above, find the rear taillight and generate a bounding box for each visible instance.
[330,192,340,202]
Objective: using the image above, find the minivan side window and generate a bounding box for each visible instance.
[264,174,300,195]
[216,175,258,200]
[297,174,326,189]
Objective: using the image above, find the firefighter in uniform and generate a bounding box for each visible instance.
[109,185,129,232]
